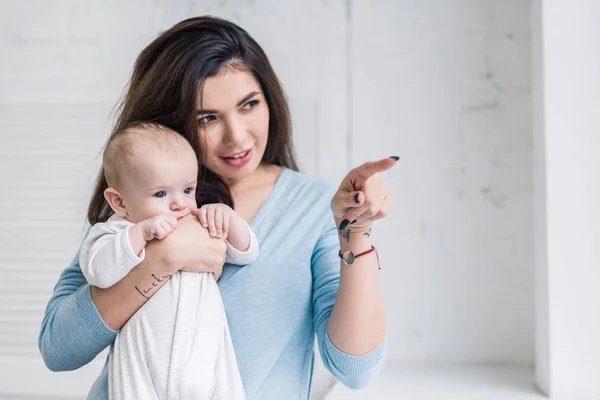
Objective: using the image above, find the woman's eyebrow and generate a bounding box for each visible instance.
[236,91,260,106]
[196,91,260,115]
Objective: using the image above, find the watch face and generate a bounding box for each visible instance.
[342,250,355,265]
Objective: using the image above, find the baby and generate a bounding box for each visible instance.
[80,122,253,399]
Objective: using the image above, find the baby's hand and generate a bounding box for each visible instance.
[194,204,235,239]
[140,215,178,241]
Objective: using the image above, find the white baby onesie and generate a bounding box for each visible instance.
[80,214,257,399]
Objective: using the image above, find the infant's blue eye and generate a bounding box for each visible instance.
[184,188,193,195]
[154,191,166,198]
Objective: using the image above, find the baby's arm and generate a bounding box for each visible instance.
[226,213,251,252]
[225,215,259,266]
[80,215,177,289]
[80,221,145,289]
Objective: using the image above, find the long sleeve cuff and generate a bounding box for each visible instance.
[323,332,387,389]
[75,284,119,344]
[324,332,387,374]
[121,224,145,263]
[225,221,259,265]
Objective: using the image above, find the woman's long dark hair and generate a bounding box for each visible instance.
[87,16,298,224]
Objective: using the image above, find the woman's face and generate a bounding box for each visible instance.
[196,67,270,184]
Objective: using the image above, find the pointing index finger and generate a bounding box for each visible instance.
[351,156,399,186]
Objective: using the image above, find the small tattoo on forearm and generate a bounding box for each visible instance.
[364,228,372,237]
[152,274,171,282]
[135,286,150,299]
[340,228,351,242]
[135,274,172,299]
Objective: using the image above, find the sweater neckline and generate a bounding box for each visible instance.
[248,167,291,229]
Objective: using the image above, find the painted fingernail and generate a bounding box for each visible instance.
[390,156,400,161]
[350,220,357,225]
[354,193,360,204]
[339,219,351,231]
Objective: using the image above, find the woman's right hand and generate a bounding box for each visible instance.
[149,213,227,280]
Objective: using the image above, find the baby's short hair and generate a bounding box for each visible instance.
[103,122,192,188]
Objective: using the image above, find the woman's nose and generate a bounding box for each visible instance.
[223,116,246,145]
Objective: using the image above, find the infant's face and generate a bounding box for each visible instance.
[120,144,198,223]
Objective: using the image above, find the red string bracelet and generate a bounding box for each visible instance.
[338,245,381,270]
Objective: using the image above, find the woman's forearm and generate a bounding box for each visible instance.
[39,255,116,371]
[91,215,224,330]
[91,244,177,330]
[327,228,386,355]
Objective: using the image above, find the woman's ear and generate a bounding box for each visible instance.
[104,188,127,218]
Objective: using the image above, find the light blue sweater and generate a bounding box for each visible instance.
[38,168,386,399]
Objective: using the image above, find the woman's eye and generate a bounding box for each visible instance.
[183,187,194,195]
[154,191,166,198]
[242,100,259,111]
[198,115,216,125]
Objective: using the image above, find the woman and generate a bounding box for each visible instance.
[39,16,396,399]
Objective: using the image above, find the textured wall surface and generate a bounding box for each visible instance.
[0,1,533,397]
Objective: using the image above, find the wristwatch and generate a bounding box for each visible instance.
[338,245,381,269]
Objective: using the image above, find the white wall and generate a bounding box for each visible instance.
[0,0,533,398]
[351,0,533,365]
[531,0,550,394]
[533,1,600,398]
